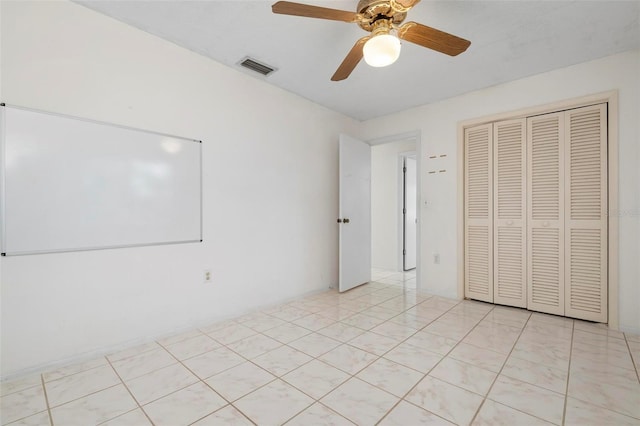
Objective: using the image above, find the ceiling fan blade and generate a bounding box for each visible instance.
[272,1,360,23]
[398,22,471,56]
[331,37,370,81]
[392,0,421,11]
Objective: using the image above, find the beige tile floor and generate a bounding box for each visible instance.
[2,268,639,425]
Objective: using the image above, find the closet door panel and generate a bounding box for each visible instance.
[564,104,608,322]
[493,119,527,308]
[527,113,565,315]
[465,124,493,303]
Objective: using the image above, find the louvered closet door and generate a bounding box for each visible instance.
[527,112,565,315]
[465,124,493,303]
[564,104,607,322]
[493,119,527,308]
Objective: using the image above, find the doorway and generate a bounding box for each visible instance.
[370,138,418,288]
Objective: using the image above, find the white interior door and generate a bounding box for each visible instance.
[339,134,371,292]
[403,156,417,270]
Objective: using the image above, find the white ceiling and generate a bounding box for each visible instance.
[76,1,640,121]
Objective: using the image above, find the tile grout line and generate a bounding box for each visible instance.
[561,320,576,426]
[201,305,363,424]
[476,314,574,425]
[337,300,451,370]
[94,408,146,426]
[223,347,313,424]
[297,401,356,426]
[40,374,54,426]
[166,320,360,425]
[410,302,499,424]
[107,344,162,365]
[207,315,322,405]
[40,383,123,412]
[40,360,111,386]
[192,350,267,426]
[573,323,627,340]
[467,308,534,425]
[4,360,117,421]
[259,318,361,406]
[623,335,640,384]
[153,339,258,426]
[104,356,156,426]
[375,298,494,425]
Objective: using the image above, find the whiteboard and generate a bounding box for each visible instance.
[0,105,202,255]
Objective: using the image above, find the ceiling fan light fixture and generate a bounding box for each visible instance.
[363,33,401,67]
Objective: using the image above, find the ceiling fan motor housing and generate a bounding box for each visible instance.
[357,0,407,32]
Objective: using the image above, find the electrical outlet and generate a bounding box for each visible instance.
[434,254,440,264]
[203,269,212,283]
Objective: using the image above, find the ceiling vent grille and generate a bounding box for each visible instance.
[238,57,276,76]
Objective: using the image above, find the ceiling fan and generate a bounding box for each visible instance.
[272,0,471,81]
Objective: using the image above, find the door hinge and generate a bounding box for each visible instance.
[403,166,407,173]
[403,249,406,255]
[403,208,406,214]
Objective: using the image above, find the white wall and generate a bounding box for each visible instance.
[371,140,416,271]
[0,1,359,378]
[360,50,640,334]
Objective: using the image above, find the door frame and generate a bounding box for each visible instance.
[368,131,422,290]
[456,90,619,328]
[398,152,417,271]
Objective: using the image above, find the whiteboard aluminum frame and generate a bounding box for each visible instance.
[0,103,203,256]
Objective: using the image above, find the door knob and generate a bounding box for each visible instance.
[337,218,350,224]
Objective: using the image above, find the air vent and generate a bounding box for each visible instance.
[238,57,276,76]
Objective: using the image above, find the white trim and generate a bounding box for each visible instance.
[607,92,619,330]
[457,91,619,328]
[0,106,6,255]
[368,131,420,146]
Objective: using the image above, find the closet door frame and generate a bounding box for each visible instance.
[457,90,619,328]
